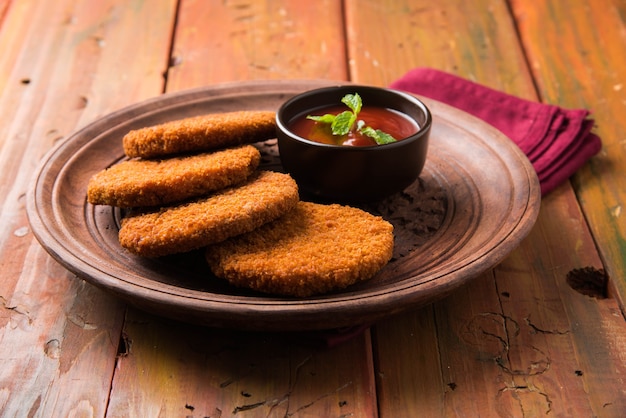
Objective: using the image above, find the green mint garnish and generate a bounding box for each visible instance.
[360,126,398,145]
[306,93,397,145]
[307,114,336,124]
[341,93,362,115]
[331,110,356,135]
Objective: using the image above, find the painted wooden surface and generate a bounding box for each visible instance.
[167,0,347,88]
[348,1,626,416]
[0,0,624,417]
[510,0,626,305]
[0,0,177,416]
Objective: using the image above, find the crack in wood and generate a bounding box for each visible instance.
[229,354,352,417]
[462,313,554,376]
[460,312,519,357]
[497,383,553,416]
[459,311,560,414]
[524,316,569,335]
[274,354,312,416]
[0,295,32,325]
[495,346,550,377]
[116,332,131,357]
[232,400,265,414]
[283,381,353,418]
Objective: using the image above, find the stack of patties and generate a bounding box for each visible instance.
[87,110,394,297]
[87,111,296,257]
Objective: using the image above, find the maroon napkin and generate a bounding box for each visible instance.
[390,68,602,195]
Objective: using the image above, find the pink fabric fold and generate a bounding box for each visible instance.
[390,68,602,195]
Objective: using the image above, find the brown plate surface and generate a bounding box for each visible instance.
[26,80,540,331]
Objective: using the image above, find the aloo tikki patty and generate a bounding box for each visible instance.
[87,145,261,208]
[118,170,299,257]
[122,110,277,159]
[206,201,394,297]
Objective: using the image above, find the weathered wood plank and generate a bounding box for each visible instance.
[166,0,347,89]
[0,0,177,415]
[344,0,535,96]
[487,200,614,416]
[510,0,626,309]
[108,313,377,417]
[507,1,626,411]
[345,0,626,416]
[372,306,445,417]
[516,188,626,415]
[106,1,379,417]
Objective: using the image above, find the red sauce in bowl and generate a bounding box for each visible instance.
[288,105,420,146]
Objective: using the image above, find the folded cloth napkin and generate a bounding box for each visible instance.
[390,68,602,195]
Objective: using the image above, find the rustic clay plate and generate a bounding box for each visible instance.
[27,80,540,331]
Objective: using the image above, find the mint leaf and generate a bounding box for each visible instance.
[307,114,336,124]
[360,126,397,145]
[331,110,356,135]
[341,93,362,115]
[373,130,397,145]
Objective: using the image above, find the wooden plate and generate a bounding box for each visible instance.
[26,80,540,331]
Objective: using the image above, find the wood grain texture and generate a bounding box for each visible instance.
[346,0,626,416]
[1,0,624,416]
[0,0,177,415]
[372,306,445,416]
[344,0,535,95]
[510,0,626,309]
[107,313,377,417]
[522,189,626,414]
[167,0,347,89]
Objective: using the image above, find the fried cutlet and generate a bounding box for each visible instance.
[205,201,394,297]
[118,170,299,257]
[123,111,277,159]
[87,145,260,208]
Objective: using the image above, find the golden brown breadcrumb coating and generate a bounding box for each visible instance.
[205,201,394,297]
[118,171,299,257]
[87,145,260,208]
[123,111,277,158]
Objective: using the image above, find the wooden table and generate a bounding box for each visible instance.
[1,1,625,416]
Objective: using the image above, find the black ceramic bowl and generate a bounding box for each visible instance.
[275,85,432,202]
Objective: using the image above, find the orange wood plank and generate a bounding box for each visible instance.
[166,0,348,90]
[510,0,626,309]
[345,0,626,416]
[0,0,177,415]
[107,313,377,417]
[343,0,535,96]
[372,306,445,416]
[516,188,626,414]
